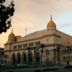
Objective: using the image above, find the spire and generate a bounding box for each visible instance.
[47,15,56,29]
[50,15,52,21]
[12,28,13,33]
[11,25,13,33]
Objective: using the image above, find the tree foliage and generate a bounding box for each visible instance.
[0,0,14,33]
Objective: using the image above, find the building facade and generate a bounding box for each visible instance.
[4,17,72,65]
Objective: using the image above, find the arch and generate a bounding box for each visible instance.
[11,53,16,64]
[22,52,27,64]
[28,51,33,64]
[35,52,40,64]
[17,52,21,64]
[57,46,60,64]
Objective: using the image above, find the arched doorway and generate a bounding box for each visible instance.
[35,52,40,64]
[11,53,16,64]
[22,52,27,64]
[17,53,21,64]
[28,51,33,64]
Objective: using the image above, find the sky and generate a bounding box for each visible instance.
[0,0,72,47]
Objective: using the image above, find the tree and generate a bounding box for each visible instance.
[0,0,14,33]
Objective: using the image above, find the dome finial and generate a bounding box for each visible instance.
[50,14,52,21]
[47,15,56,29]
[12,28,13,33]
[11,25,13,33]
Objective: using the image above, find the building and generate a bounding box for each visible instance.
[0,48,4,64]
[4,17,72,65]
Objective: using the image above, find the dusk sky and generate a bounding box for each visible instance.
[0,0,72,47]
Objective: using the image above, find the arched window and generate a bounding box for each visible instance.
[11,53,16,64]
[57,47,60,64]
[17,53,21,64]
[22,52,27,64]
[28,51,33,64]
[4,54,7,63]
[35,52,40,64]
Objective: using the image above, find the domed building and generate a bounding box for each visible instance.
[4,17,72,65]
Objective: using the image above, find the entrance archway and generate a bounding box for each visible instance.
[11,53,16,64]
[17,53,21,64]
[35,52,40,64]
[28,51,33,64]
[22,52,27,64]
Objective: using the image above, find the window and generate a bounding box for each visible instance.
[47,39,49,41]
[63,56,68,62]
[46,50,49,55]
[18,45,22,49]
[35,41,40,47]
[29,43,34,47]
[5,55,7,58]
[13,46,17,49]
[23,44,27,48]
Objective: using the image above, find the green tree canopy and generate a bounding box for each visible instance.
[0,0,14,33]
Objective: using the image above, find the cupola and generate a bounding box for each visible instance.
[47,15,56,30]
[8,30,16,43]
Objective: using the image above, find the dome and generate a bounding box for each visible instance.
[47,16,56,29]
[8,31,16,43]
[47,20,56,28]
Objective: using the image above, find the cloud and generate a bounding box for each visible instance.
[1,0,72,47]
